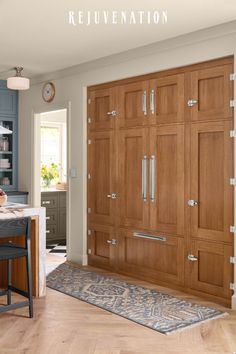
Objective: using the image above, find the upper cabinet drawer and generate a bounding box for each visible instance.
[41,193,58,208]
[0,88,17,117]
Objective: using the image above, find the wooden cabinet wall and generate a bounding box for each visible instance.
[87,56,234,306]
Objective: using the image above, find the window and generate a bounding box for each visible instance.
[40,121,67,185]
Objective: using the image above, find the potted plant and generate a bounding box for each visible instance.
[41,163,59,188]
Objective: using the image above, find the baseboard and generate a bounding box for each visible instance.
[232,294,236,310]
[67,252,88,266]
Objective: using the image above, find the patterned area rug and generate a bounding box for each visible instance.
[46,263,226,335]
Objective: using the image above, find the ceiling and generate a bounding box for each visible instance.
[0,0,236,78]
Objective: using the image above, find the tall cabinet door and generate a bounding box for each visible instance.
[118,81,149,128]
[149,125,184,235]
[88,131,116,225]
[149,74,184,125]
[190,121,233,243]
[189,64,233,122]
[118,128,149,229]
[88,88,117,131]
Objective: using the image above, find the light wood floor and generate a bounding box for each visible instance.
[0,254,236,354]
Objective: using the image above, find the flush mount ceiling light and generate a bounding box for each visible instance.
[0,126,12,134]
[7,67,30,90]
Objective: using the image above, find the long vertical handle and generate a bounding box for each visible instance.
[150,155,155,202]
[142,155,147,201]
[150,89,155,115]
[142,90,147,115]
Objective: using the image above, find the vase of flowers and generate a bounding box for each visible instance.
[41,163,59,188]
[0,188,7,206]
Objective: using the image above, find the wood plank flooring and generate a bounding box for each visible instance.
[0,254,235,354]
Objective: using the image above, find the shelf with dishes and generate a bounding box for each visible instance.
[0,120,15,189]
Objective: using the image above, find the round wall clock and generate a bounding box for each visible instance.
[42,82,55,102]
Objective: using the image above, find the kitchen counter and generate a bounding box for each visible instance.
[0,203,46,297]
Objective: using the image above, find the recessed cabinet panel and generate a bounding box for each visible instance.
[188,240,233,299]
[118,128,149,229]
[88,224,116,269]
[88,131,116,225]
[149,74,184,124]
[150,125,184,235]
[190,121,233,243]
[0,89,17,116]
[117,229,185,286]
[89,88,117,131]
[189,64,233,122]
[118,81,149,128]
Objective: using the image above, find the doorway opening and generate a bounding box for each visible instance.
[34,108,68,273]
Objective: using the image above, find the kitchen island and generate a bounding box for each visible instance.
[0,204,46,297]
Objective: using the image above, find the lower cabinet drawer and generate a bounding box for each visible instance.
[46,225,58,240]
[46,209,58,225]
[41,194,58,208]
[117,229,185,286]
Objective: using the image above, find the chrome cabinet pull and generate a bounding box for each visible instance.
[107,110,117,117]
[188,254,198,262]
[133,232,166,242]
[42,200,50,205]
[46,216,50,220]
[187,99,198,107]
[46,230,50,234]
[107,193,117,199]
[142,156,147,201]
[142,90,147,115]
[188,199,198,207]
[150,155,155,202]
[150,89,155,114]
[107,239,117,245]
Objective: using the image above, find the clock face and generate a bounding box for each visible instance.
[42,82,55,102]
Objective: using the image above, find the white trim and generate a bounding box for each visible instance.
[32,101,72,262]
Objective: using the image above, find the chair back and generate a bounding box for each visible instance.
[0,217,31,242]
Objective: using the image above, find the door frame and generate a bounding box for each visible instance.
[32,101,72,256]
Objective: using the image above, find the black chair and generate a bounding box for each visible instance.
[0,217,33,318]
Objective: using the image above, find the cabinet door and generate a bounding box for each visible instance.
[149,125,184,235]
[88,87,117,131]
[117,229,185,286]
[188,240,233,299]
[88,224,116,269]
[149,74,184,124]
[0,88,17,117]
[190,121,233,243]
[118,128,149,229]
[189,64,233,122]
[88,131,116,225]
[118,81,149,128]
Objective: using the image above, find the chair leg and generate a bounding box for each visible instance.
[26,255,33,318]
[7,259,12,305]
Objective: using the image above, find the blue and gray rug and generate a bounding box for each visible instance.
[46,263,226,334]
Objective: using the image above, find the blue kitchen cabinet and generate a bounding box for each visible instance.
[0,80,18,191]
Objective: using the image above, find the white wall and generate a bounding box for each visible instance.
[18,21,236,308]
